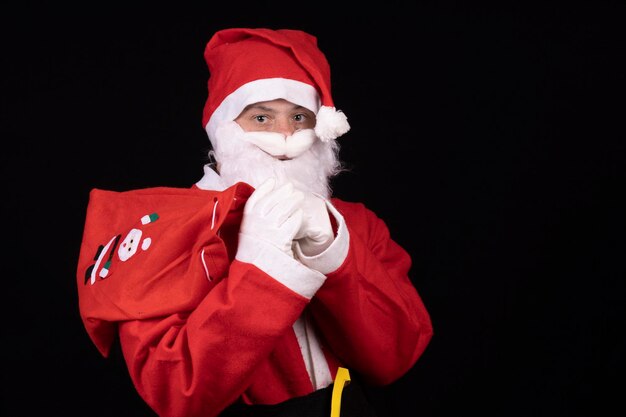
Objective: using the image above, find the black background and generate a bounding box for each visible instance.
[3,3,625,416]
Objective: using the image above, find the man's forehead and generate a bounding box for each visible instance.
[242,99,310,113]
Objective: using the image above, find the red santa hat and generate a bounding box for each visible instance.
[202,28,350,146]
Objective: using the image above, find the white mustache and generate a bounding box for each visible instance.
[242,129,317,159]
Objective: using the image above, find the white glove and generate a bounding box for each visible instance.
[294,192,335,257]
[239,178,304,257]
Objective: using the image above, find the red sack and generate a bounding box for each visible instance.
[76,182,253,357]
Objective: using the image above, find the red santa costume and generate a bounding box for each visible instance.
[77,28,433,417]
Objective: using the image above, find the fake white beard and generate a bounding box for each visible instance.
[211,121,342,198]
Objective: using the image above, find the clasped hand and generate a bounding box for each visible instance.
[239,178,334,258]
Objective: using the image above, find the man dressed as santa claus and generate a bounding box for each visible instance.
[77,27,433,417]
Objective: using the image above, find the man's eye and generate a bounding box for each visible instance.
[294,114,305,122]
[255,115,267,122]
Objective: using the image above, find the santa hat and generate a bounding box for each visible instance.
[202,28,350,146]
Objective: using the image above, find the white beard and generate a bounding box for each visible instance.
[211,121,342,198]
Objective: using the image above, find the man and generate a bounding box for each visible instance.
[77,28,433,417]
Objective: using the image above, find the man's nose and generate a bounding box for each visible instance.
[274,118,295,137]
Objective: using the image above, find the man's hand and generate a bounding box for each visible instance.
[294,192,335,256]
[239,178,304,257]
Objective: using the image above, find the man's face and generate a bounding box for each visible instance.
[212,99,341,198]
[234,99,317,161]
[235,98,316,134]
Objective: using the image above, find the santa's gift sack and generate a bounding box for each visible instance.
[76,182,253,356]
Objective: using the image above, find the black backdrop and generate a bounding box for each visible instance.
[3,3,625,416]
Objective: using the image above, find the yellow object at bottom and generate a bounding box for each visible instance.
[330,367,351,417]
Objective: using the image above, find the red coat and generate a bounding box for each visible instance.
[77,181,433,417]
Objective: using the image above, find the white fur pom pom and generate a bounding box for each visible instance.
[314,106,350,142]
